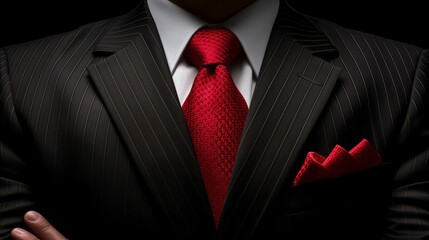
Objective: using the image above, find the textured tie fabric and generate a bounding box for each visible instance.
[182,28,248,227]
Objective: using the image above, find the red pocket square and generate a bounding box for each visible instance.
[293,139,382,186]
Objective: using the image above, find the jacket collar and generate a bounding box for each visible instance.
[93,0,338,60]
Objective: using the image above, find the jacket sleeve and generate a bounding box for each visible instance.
[0,48,36,239]
[384,49,429,239]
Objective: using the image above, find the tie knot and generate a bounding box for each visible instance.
[185,28,242,68]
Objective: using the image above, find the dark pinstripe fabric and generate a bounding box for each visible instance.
[1,0,428,239]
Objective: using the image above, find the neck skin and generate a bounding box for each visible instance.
[169,0,257,23]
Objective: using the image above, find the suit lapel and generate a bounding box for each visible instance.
[219,1,342,238]
[87,2,215,238]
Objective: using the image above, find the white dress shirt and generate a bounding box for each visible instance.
[147,0,279,107]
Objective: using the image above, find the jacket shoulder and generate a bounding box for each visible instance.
[309,16,423,63]
[1,18,112,67]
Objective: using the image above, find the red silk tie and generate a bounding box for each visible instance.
[182,28,248,226]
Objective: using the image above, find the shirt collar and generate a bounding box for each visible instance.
[147,0,279,77]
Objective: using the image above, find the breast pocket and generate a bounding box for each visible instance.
[272,163,392,239]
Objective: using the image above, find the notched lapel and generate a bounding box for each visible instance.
[87,2,214,238]
[219,1,342,238]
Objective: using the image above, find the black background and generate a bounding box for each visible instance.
[1,1,428,48]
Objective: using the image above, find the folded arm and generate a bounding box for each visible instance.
[384,49,429,239]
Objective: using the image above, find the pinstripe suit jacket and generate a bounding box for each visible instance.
[1,1,428,239]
